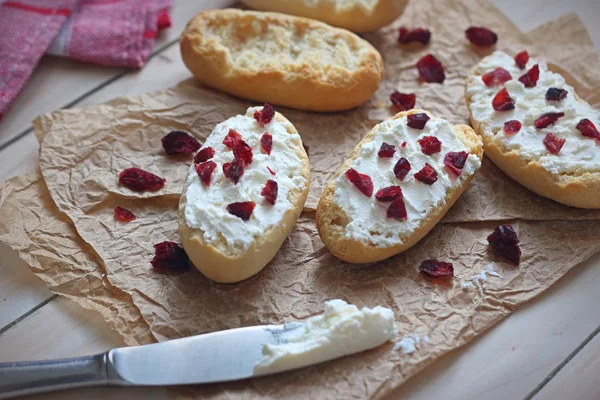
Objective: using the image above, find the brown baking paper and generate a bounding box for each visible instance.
[1,0,599,399]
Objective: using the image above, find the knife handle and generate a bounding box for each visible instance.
[0,352,123,399]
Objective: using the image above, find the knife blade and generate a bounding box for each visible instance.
[0,323,303,399]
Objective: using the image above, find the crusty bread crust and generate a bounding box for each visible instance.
[465,68,600,209]
[240,0,409,33]
[179,112,310,283]
[180,9,384,112]
[316,109,484,264]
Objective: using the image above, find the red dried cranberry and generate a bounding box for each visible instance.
[254,103,275,126]
[535,112,565,129]
[267,166,276,175]
[114,206,136,222]
[303,144,310,156]
[443,151,468,175]
[223,158,245,184]
[398,27,431,44]
[407,113,431,130]
[543,133,565,154]
[194,146,215,164]
[161,131,200,155]
[414,163,438,184]
[576,119,599,139]
[418,136,442,155]
[545,88,568,101]
[223,129,243,148]
[261,132,273,155]
[378,142,396,158]
[401,141,407,148]
[487,224,521,265]
[390,91,416,111]
[195,161,217,186]
[394,158,411,181]
[419,259,454,277]
[481,67,512,87]
[375,186,403,202]
[119,168,165,192]
[514,51,529,69]
[518,64,540,88]
[416,54,445,83]
[345,168,374,197]
[151,241,189,270]
[465,27,498,47]
[503,120,522,134]
[227,201,256,221]
[387,198,407,219]
[261,180,278,205]
[492,88,515,111]
[233,140,253,165]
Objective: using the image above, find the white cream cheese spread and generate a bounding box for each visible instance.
[183,107,307,252]
[466,50,600,174]
[333,115,481,247]
[254,299,396,374]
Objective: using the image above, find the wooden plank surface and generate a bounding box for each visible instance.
[0,0,599,399]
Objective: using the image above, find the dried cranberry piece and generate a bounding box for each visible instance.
[416,54,445,83]
[419,259,454,277]
[233,140,253,165]
[161,131,200,155]
[414,163,438,184]
[543,133,565,154]
[223,158,245,184]
[151,241,189,270]
[394,158,411,181]
[261,180,278,205]
[503,120,522,134]
[443,151,468,175]
[535,112,565,129]
[345,168,374,197]
[465,26,498,47]
[303,144,310,156]
[375,186,403,202]
[194,146,215,164]
[223,129,243,148]
[195,161,217,186]
[227,201,256,221]
[267,166,276,175]
[407,113,431,130]
[390,91,416,111]
[481,67,512,87]
[518,64,540,88]
[387,198,407,219]
[114,206,136,222]
[254,103,275,126]
[401,141,407,148]
[261,132,273,155]
[492,88,515,111]
[418,136,442,155]
[545,88,568,101]
[576,119,599,139]
[487,224,521,265]
[514,51,529,69]
[398,27,431,44]
[119,168,166,192]
[378,142,396,158]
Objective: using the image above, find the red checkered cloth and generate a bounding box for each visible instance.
[0,0,173,121]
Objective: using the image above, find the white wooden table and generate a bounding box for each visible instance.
[1,1,599,399]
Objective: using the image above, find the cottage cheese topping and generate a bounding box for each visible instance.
[254,299,396,374]
[333,116,481,247]
[466,51,600,174]
[183,107,307,252]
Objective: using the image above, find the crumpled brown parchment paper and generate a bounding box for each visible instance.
[1,0,600,399]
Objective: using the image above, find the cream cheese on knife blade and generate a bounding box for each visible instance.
[254,299,396,374]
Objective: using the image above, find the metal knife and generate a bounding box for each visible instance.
[0,323,304,399]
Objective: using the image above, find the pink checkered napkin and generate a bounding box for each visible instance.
[0,0,173,121]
